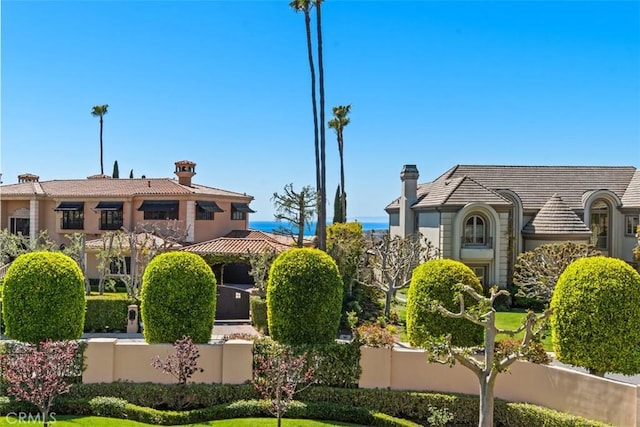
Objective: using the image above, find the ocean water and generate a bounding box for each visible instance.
[249,220,388,235]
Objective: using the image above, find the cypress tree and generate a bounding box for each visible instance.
[333,184,343,224]
[112,160,120,178]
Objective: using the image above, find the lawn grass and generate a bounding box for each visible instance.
[495,310,552,351]
[0,416,361,426]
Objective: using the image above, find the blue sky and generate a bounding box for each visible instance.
[1,1,639,221]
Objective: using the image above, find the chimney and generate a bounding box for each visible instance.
[174,160,196,187]
[18,173,40,183]
[399,164,419,238]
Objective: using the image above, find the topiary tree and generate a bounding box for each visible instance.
[140,251,216,344]
[406,259,484,347]
[2,251,85,343]
[551,256,640,377]
[267,248,343,344]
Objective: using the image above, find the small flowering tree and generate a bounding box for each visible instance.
[151,335,203,385]
[0,340,80,427]
[252,346,315,427]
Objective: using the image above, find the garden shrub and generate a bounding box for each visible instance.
[140,251,216,343]
[0,383,609,426]
[355,324,396,348]
[267,248,343,344]
[254,338,361,388]
[88,396,127,417]
[249,296,268,333]
[84,294,135,332]
[551,256,640,376]
[496,337,550,365]
[2,251,85,343]
[406,259,484,347]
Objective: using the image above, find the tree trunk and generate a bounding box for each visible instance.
[99,117,104,175]
[316,0,326,251]
[478,373,495,427]
[339,135,346,222]
[303,9,321,242]
[297,208,305,248]
[384,288,393,317]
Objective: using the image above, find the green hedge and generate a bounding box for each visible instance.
[551,256,640,375]
[4,383,610,426]
[267,248,343,345]
[140,251,217,343]
[85,295,135,333]
[2,251,86,343]
[254,338,361,388]
[406,259,484,348]
[250,296,268,334]
[84,398,418,426]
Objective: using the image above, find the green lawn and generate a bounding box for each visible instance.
[0,416,361,426]
[495,310,552,351]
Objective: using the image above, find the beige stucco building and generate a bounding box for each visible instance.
[387,164,640,288]
[0,160,256,278]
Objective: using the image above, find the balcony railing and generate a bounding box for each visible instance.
[61,219,84,230]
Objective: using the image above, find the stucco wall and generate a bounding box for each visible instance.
[359,346,638,427]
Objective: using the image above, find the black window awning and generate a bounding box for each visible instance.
[231,202,255,213]
[94,201,124,211]
[197,201,224,213]
[137,200,179,212]
[54,202,84,211]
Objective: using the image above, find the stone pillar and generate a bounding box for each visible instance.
[359,346,392,389]
[82,338,116,383]
[29,199,38,244]
[127,304,139,333]
[399,165,419,238]
[186,200,195,243]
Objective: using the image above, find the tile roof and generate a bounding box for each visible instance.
[442,165,636,210]
[521,194,592,236]
[0,178,249,199]
[181,230,292,255]
[621,170,640,208]
[387,165,637,211]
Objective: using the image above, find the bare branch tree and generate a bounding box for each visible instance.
[247,247,278,298]
[271,183,317,248]
[357,231,438,316]
[513,242,601,303]
[425,285,552,427]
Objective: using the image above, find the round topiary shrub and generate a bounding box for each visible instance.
[267,248,343,345]
[140,251,216,344]
[551,256,640,376]
[406,259,484,348]
[2,251,85,343]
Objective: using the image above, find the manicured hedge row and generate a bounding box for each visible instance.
[87,398,418,426]
[2,383,610,426]
[84,295,135,333]
[249,296,268,333]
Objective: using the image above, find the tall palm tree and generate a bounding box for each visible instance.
[314,0,327,251]
[290,0,320,217]
[328,104,351,223]
[91,104,109,175]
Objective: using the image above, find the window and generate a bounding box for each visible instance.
[626,215,639,236]
[471,266,486,288]
[231,203,255,221]
[100,210,123,230]
[137,200,179,220]
[196,201,223,221]
[590,200,609,250]
[61,210,84,230]
[10,218,30,236]
[109,257,131,275]
[464,215,486,246]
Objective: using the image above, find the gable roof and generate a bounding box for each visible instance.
[621,170,640,208]
[522,193,592,236]
[0,178,250,199]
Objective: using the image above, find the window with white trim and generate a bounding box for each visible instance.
[626,215,639,236]
[464,214,486,246]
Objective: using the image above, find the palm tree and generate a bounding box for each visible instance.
[290,0,323,248]
[314,0,327,251]
[91,104,109,175]
[328,104,351,223]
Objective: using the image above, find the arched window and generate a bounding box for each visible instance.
[464,215,486,246]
